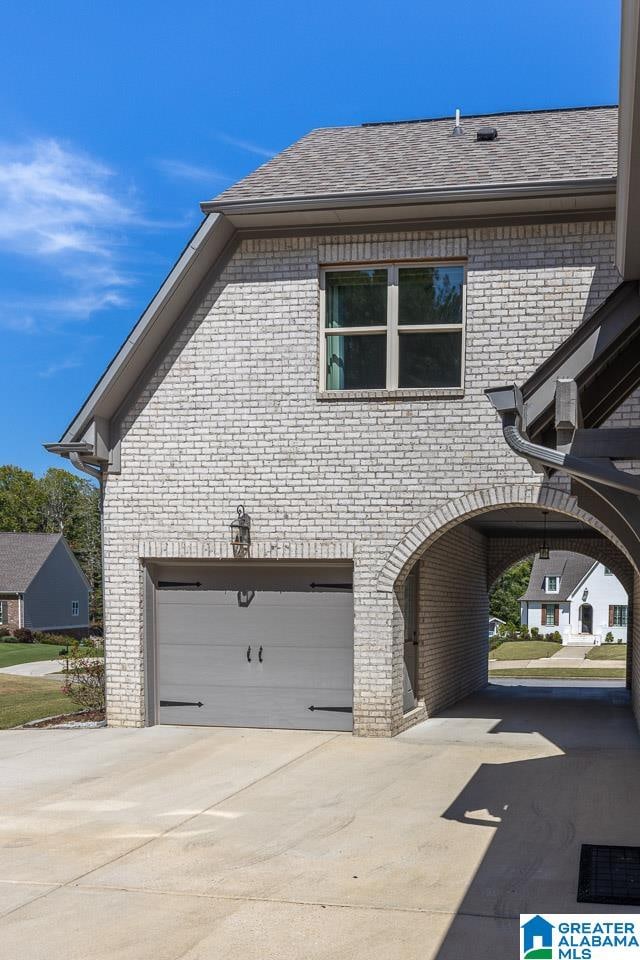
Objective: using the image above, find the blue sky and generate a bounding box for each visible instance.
[0,0,620,474]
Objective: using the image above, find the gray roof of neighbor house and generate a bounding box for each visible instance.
[520,550,596,602]
[0,533,65,593]
[210,106,618,207]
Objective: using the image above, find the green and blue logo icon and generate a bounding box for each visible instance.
[521,915,554,959]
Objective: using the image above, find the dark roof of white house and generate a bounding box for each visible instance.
[520,550,595,602]
[212,105,618,206]
[0,533,63,593]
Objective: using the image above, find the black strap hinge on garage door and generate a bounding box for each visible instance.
[158,581,202,589]
[160,700,204,707]
[309,582,353,590]
[308,705,353,713]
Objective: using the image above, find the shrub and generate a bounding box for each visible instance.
[530,627,540,640]
[489,636,503,652]
[0,627,10,639]
[59,642,105,712]
[0,635,16,642]
[605,632,615,644]
[618,638,624,644]
[13,628,34,644]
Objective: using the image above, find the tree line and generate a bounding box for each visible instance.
[0,465,101,625]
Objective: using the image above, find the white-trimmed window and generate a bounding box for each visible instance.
[71,600,79,617]
[545,576,560,593]
[320,262,465,391]
[0,601,7,625]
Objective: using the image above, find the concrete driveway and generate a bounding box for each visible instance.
[1,683,638,960]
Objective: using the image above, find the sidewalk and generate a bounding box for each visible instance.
[490,644,625,670]
[0,660,64,678]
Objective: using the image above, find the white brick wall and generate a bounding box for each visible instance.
[417,524,489,716]
[102,219,622,734]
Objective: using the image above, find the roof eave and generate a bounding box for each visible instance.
[202,177,617,218]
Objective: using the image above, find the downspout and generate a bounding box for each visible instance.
[486,386,640,497]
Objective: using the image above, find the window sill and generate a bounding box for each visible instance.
[317,387,465,402]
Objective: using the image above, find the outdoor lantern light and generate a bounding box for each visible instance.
[230,505,251,557]
[539,510,550,560]
[582,588,589,602]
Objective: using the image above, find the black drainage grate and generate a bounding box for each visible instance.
[578,844,640,905]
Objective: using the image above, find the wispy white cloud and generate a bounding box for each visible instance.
[38,357,83,379]
[154,158,230,184]
[0,139,138,258]
[0,138,156,332]
[216,133,276,159]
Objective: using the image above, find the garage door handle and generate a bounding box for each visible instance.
[258,645,263,663]
[246,645,252,662]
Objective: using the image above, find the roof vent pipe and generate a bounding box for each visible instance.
[452,108,463,137]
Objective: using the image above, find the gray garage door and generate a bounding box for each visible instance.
[155,562,353,731]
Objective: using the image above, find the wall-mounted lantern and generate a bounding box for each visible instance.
[582,588,589,602]
[231,505,251,558]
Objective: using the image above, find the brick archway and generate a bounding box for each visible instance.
[377,483,633,593]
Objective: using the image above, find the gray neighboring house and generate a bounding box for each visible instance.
[43,13,640,738]
[0,534,90,636]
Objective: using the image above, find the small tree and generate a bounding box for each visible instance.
[60,643,105,712]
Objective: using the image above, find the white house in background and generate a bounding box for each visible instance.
[520,551,628,645]
[488,616,505,639]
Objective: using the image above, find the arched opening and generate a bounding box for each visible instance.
[385,486,637,730]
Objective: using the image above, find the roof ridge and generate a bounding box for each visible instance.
[361,104,618,128]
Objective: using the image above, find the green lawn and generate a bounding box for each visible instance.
[490,640,562,661]
[0,642,66,668]
[0,675,77,728]
[586,643,627,660]
[490,667,626,680]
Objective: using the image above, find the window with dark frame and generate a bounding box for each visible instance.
[542,603,559,626]
[322,263,465,391]
[0,600,6,625]
[609,605,628,627]
[71,600,79,617]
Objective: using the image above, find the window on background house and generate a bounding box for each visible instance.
[545,576,559,593]
[609,605,628,627]
[321,263,465,391]
[71,600,79,617]
[0,601,6,625]
[542,603,559,626]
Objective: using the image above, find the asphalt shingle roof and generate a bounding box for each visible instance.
[0,533,61,593]
[212,106,618,205]
[520,550,596,602]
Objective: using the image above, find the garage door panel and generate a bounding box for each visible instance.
[157,596,352,648]
[158,643,353,690]
[159,684,353,731]
[155,563,353,732]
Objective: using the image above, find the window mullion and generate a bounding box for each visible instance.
[387,266,398,389]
